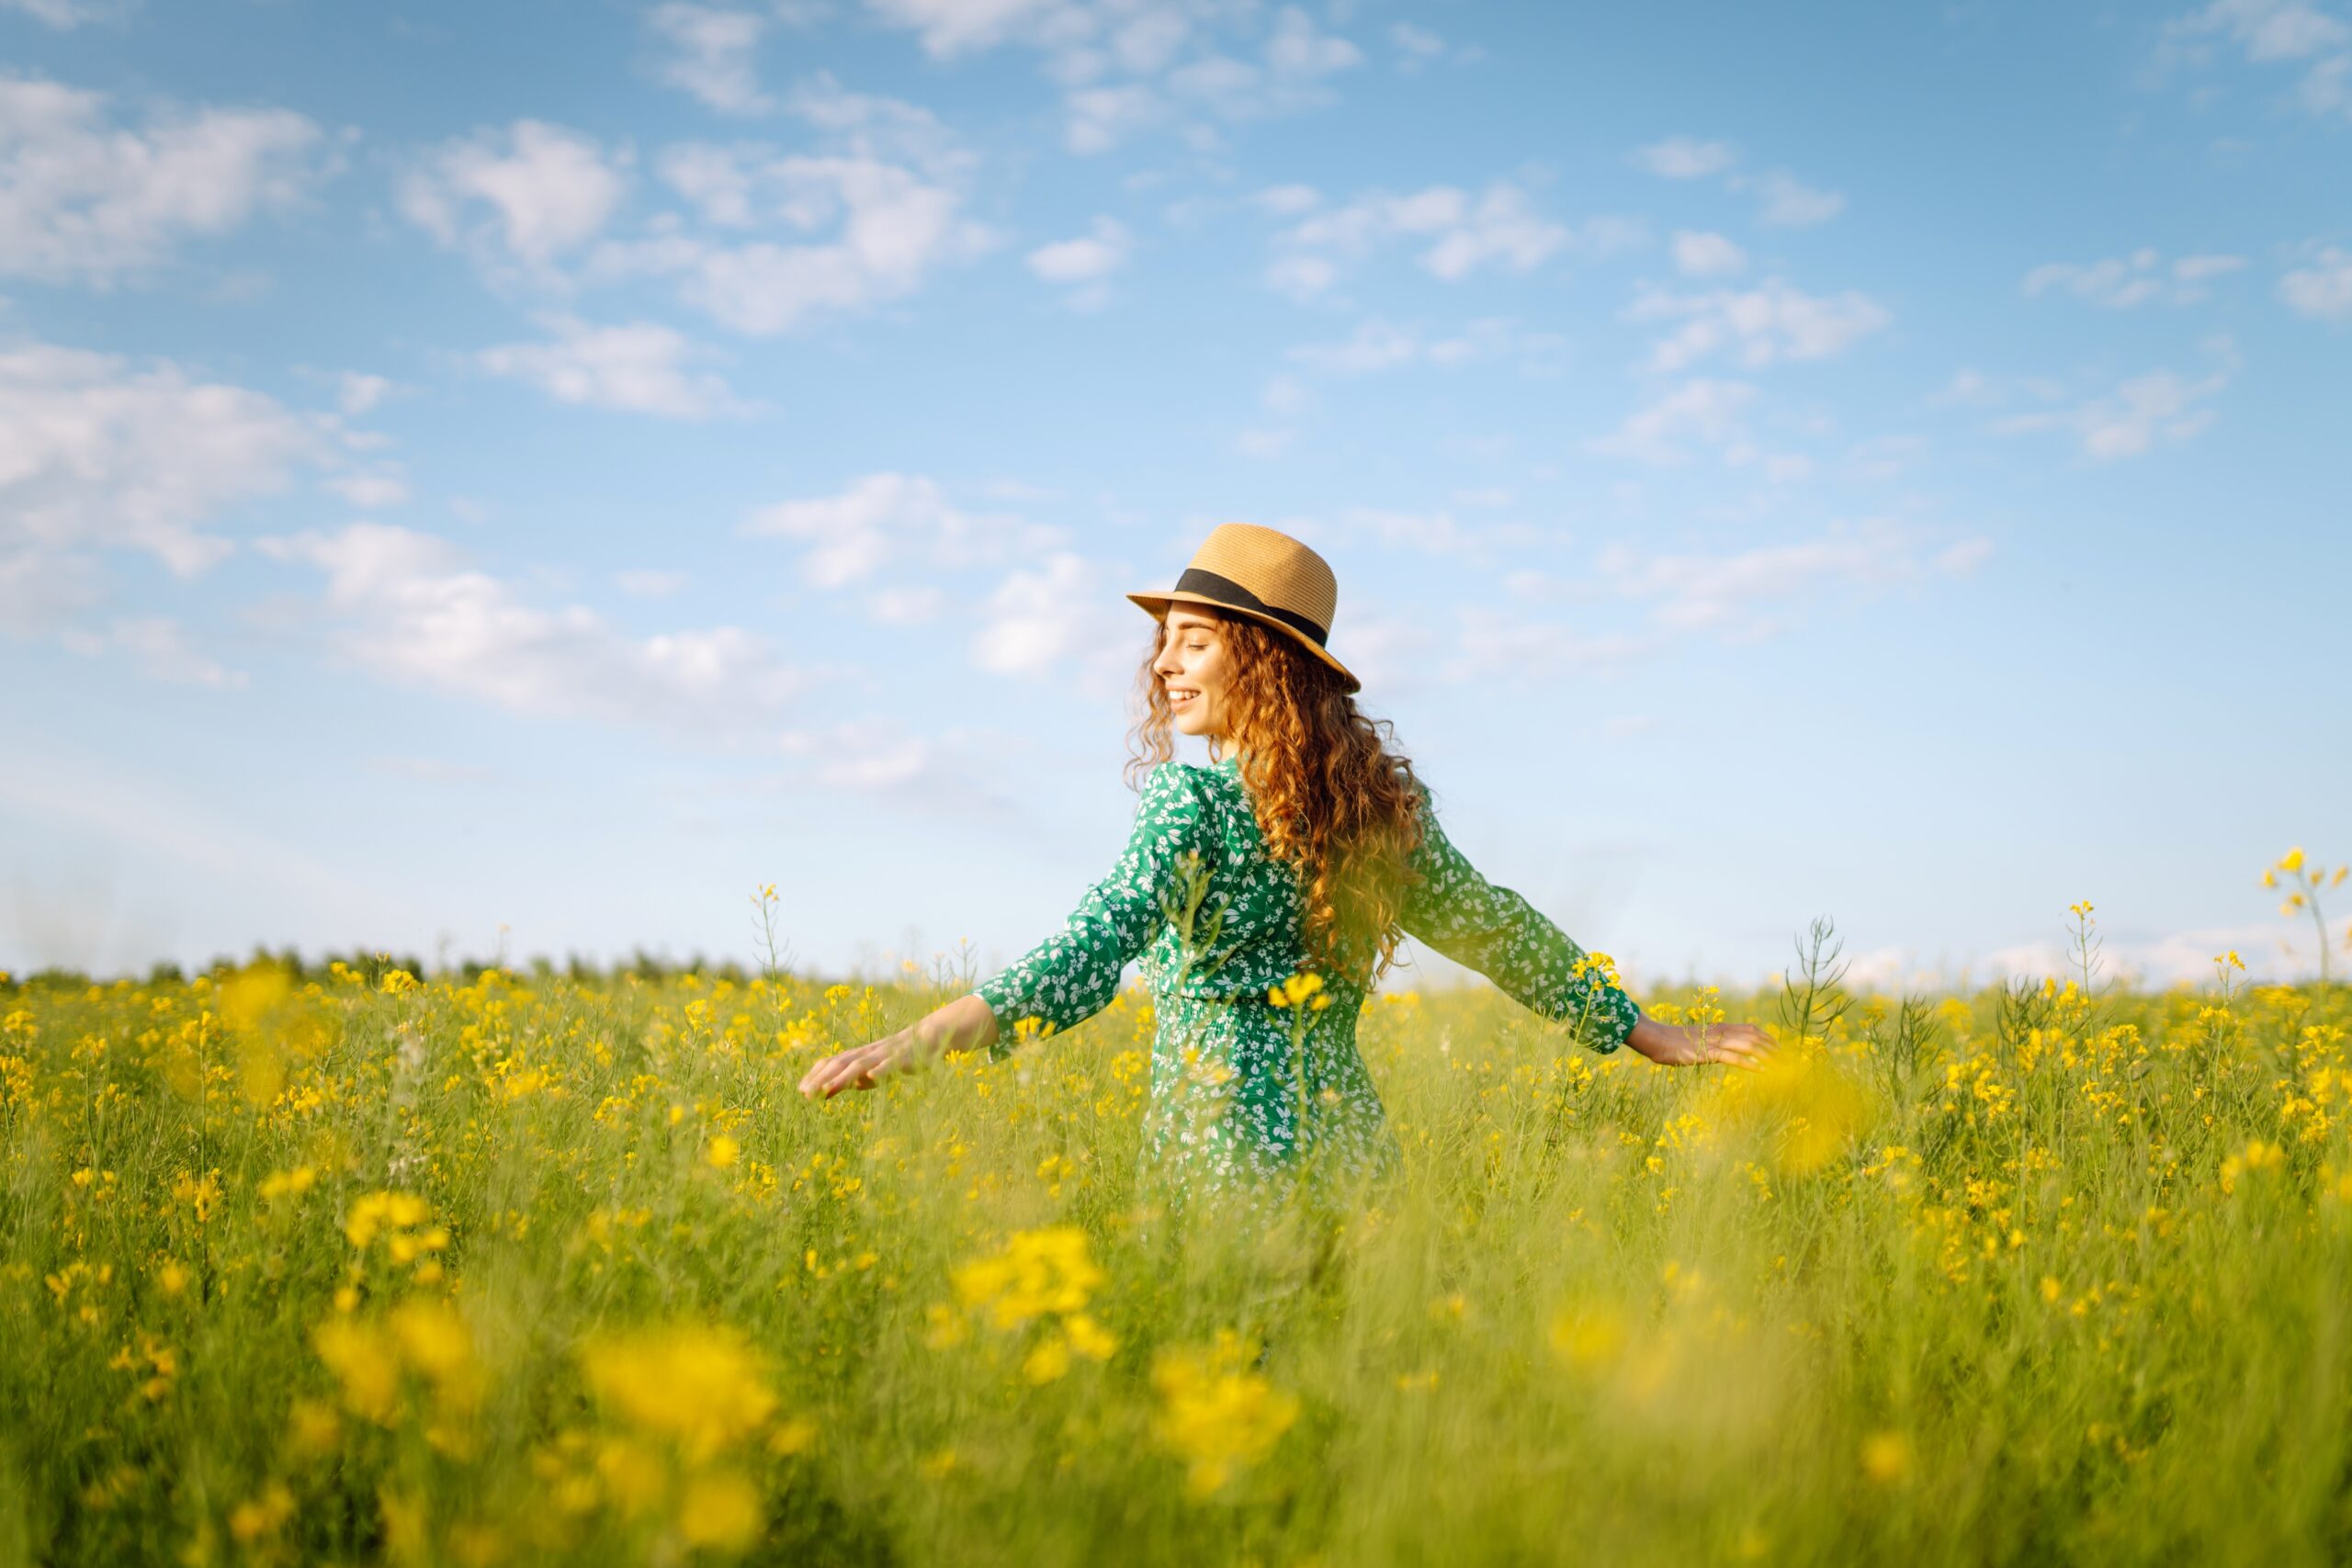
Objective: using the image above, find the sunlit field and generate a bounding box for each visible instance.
[4,886,2349,1566]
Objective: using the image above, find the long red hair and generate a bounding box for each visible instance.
[1125,604,1426,987]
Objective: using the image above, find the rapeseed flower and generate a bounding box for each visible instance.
[1149,1329,1299,1500]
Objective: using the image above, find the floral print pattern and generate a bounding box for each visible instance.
[975,754,1641,1215]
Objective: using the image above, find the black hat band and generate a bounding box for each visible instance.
[1171,567,1329,648]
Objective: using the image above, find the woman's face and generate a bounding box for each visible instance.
[1153,606,1232,742]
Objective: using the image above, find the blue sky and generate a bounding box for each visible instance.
[4,0,2347,998]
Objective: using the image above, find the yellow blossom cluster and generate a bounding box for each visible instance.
[312,1298,482,1443]
[934,1224,1118,1384]
[1148,1329,1301,1500]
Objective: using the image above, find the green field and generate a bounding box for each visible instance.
[2,908,2347,1566]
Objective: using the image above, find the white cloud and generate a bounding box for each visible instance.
[1991,336,2240,459]
[772,716,1023,818]
[1589,376,1810,471]
[863,0,1063,57]
[1593,517,1989,642]
[0,338,332,578]
[1336,506,1490,558]
[1,0,132,26]
[2022,246,2247,307]
[1739,168,1843,227]
[399,119,632,276]
[1066,83,1164,153]
[477,312,757,418]
[970,548,1129,681]
[1285,316,1565,375]
[1252,183,1319,216]
[647,4,775,115]
[2160,0,2352,118]
[2278,243,2352,319]
[336,372,400,416]
[323,469,413,508]
[60,615,244,688]
[1625,277,1891,373]
[1633,140,1843,226]
[866,583,944,623]
[1027,216,1131,282]
[1444,607,1649,683]
[1390,20,1445,69]
[1263,251,1338,300]
[742,471,1058,592]
[1633,135,1737,178]
[1266,6,1363,80]
[859,0,1368,153]
[1671,230,1747,276]
[616,569,688,598]
[1264,178,1616,297]
[1235,427,1295,458]
[1025,215,1131,308]
[0,73,330,285]
[1260,372,1312,415]
[584,75,998,334]
[258,522,810,736]
[1978,919,2332,987]
[1928,367,1997,407]
[0,545,98,634]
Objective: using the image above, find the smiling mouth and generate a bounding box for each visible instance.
[1168,689,1199,708]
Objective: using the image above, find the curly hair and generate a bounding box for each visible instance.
[1125,604,1427,988]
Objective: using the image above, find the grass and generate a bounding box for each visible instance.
[0,908,2346,1566]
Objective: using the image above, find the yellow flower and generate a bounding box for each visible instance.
[1548,1304,1626,1370]
[228,1482,295,1543]
[288,1397,342,1457]
[1023,1330,1073,1384]
[1860,1429,1912,1483]
[676,1469,763,1551]
[582,1324,776,1464]
[950,1225,1105,1332]
[314,1317,401,1424]
[1267,971,1326,1009]
[2279,847,2305,873]
[1149,1330,1299,1500]
[1063,1313,1118,1362]
[389,1299,481,1415]
[707,1134,741,1169]
[259,1167,318,1202]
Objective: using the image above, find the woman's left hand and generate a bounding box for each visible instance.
[1626,1016,1778,1070]
[797,1027,944,1100]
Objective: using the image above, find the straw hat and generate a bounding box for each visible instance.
[1127,523,1360,694]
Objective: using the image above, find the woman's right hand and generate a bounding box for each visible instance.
[796,993,1001,1101]
[1626,1016,1778,1070]
[797,1026,943,1100]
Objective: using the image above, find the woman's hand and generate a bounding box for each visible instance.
[797,993,1001,1101]
[797,1026,942,1100]
[1626,1014,1778,1070]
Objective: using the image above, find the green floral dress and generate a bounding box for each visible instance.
[975,753,1642,1215]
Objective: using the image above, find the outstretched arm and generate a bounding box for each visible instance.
[970,761,1206,1059]
[1396,783,1774,1068]
[1396,783,1642,1054]
[797,992,997,1100]
[798,763,1205,1100]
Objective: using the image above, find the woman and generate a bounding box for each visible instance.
[797,524,1775,1219]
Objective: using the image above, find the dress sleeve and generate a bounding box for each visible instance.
[975,761,1206,1061]
[1397,782,1641,1055]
